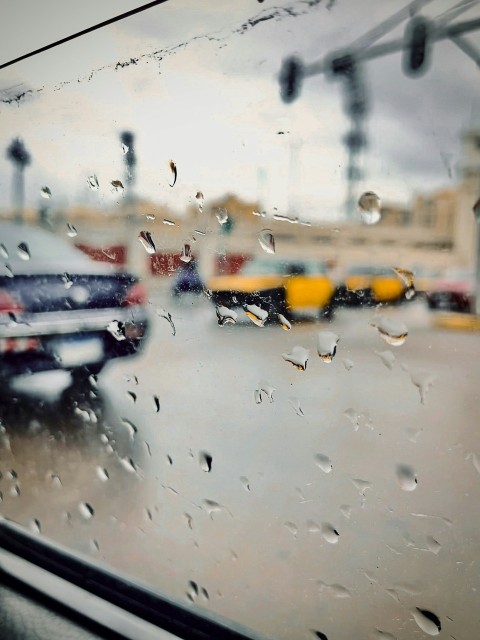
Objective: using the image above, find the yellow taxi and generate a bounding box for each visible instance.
[208,258,335,320]
[340,265,405,305]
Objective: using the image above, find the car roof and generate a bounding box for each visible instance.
[0,222,115,276]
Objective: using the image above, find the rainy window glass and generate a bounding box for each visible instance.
[1,1,480,638]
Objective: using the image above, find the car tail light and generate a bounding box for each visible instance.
[0,289,23,313]
[122,282,147,306]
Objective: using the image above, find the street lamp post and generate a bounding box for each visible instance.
[473,199,480,315]
[6,138,31,225]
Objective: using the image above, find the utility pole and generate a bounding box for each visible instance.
[279,4,480,222]
[6,138,31,225]
[473,199,480,315]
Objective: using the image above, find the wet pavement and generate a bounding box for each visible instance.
[0,291,479,640]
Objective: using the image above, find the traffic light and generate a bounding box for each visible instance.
[279,57,304,104]
[403,17,431,77]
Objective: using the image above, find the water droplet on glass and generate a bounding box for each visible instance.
[96,467,109,482]
[186,580,198,602]
[282,345,309,371]
[144,507,153,522]
[358,191,381,224]
[311,632,328,640]
[40,186,52,199]
[195,191,204,213]
[258,229,275,254]
[374,631,397,640]
[199,451,212,473]
[121,143,129,155]
[156,307,176,336]
[307,520,321,533]
[342,358,354,371]
[288,396,304,416]
[119,457,138,474]
[284,521,298,538]
[426,535,441,554]
[90,539,100,553]
[321,523,340,544]
[138,231,156,255]
[111,179,124,194]
[180,243,193,263]
[203,499,230,519]
[29,519,41,534]
[127,391,137,403]
[145,214,156,221]
[169,160,177,187]
[166,455,173,466]
[273,213,298,224]
[0,244,8,259]
[277,313,291,330]
[244,304,268,327]
[375,349,396,370]
[4,263,14,278]
[370,315,408,346]
[66,223,77,237]
[17,242,30,260]
[344,408,372,431]
[338,505,351,521]
[163,218,176,226]
[240,476,251,491]
[317,581,351,598]
[467,452,480,474]
[351,478,372,495]
[393,267,415,296]
[153,395,160,412]
[255,380,275,403]
[405,425,423,443]
[216,305,237,326]
[215,208,228,225]
[412,608,441,636]
[9,484,20,497]
[107,320,126,341]
[184,513,193,529]
[78,502,94,520]
[50,473,63,488]
[121,418,138,440]
[314,453,332,473]
[395,464,417,491]
[317,331,339,363]
[410,369,436,404]
[87,175,99,191]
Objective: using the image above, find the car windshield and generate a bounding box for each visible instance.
[1,2,480,639]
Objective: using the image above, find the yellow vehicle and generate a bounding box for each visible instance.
[208,258,335,320]
[339,265,405,305]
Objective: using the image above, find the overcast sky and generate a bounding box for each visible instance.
[0,0,479,222]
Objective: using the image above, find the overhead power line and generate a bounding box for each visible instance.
[0,0,169,71]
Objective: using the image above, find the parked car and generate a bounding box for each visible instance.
[335,265,405,306]
[0,223,149,384]
[426,268,474,313]
[208,257,335,319]
[171,258,204,296]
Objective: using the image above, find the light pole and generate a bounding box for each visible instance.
[6,138,31,225]
[473,199,480,315]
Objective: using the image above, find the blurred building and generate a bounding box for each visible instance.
[1,130,479,280]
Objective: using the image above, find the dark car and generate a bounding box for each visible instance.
[426,269,474,313]
[0,223,149,383]
[171,258,204,296]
